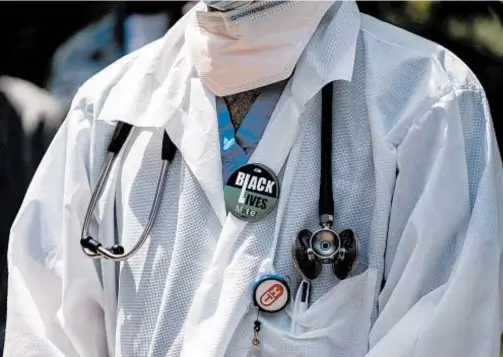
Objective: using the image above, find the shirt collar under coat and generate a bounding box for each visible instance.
[96,0,361,225]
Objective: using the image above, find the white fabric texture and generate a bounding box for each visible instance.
[4,1,503,357]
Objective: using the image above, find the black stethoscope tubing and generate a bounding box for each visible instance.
[319,81,335,224]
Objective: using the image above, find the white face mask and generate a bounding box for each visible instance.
[202,0,255,11]
[185,1,334,96]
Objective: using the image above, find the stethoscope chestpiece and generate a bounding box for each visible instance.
[292,226,359,281]
[309,228,340,263]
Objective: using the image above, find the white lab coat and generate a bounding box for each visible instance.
[5,2,503,357]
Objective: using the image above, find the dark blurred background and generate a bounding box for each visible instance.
[0,1,502,355]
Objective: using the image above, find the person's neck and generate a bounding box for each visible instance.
[224,88,262,130]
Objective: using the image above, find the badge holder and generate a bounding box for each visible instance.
[248,275,291,357]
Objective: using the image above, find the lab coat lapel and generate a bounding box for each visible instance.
[181,80,307,357]
[103,44,227,224]
[196,81,307,283]
[164,78,227,225]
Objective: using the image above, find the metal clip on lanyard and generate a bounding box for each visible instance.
[80,122,177,261]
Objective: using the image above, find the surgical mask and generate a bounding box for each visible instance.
[202,0,255,11]
[186,1,334,96]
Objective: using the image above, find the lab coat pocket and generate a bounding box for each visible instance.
[260,267,377,357]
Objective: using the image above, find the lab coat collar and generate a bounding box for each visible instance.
[290,0,360,106]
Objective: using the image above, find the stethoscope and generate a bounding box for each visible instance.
[80,123,177,260]
[291,83,359,308]
[80,82,359,276]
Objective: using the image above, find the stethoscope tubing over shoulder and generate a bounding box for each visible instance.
[80,122,177,261]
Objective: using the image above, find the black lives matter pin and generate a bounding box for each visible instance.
[224,163,279,222]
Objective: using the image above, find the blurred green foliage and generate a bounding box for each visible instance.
[360,1,503,61]
[359,0,503,155]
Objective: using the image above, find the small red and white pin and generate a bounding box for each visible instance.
[247,275,291,357]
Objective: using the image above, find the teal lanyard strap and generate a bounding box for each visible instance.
[217,80,288,183]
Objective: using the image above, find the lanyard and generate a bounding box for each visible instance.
[216,80,288,183]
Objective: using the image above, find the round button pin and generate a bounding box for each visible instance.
[224,163,280,222]
[252,275,290,313]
